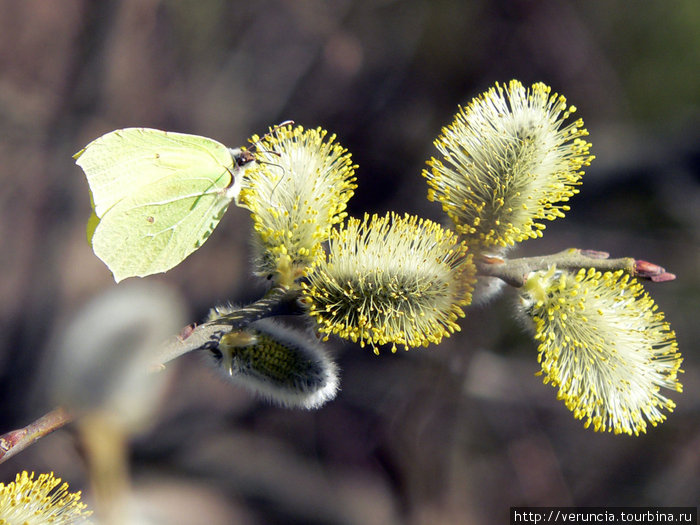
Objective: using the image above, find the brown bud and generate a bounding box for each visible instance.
[635,260,676,282]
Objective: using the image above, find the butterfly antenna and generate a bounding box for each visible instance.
[248,120,295,154]
[255,121,295,204]
[262,157,286,206]
[240,121,294,208]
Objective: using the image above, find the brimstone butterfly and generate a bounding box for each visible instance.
[75,128,255,282]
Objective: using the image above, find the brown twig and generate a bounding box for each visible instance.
[0,253,672,464]
[0,407,72,464]
[475,248,675,287]
[154,285,302,365]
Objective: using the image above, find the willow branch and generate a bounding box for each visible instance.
[0,407,72,464]
[475,248,676,288]
[154,285,302,366]
[0,252,673,464]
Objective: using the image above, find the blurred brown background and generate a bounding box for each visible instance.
[0,1,698,524]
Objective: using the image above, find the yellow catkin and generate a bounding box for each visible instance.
[239,125,357,285]
[424,80,594,250]
[520,267,682,435]
[0,471,92,524]
[302,212,475,353]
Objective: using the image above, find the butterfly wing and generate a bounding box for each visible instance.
[75,128,244,281]
[90,171,235,281]
[75,128,237,216]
